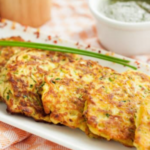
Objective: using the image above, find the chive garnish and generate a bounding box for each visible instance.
[79,94,82,99]
[6,95,9,100]
[122,100,126,103]
[55,78,61,80]
[3,87,7,99]
[109,78,113,82]
[51,80,56,84]
[31,75,36,83]
[0,41,137,70]
[39,82,45,88]
[106,113,110,117]
[30,84,33,88]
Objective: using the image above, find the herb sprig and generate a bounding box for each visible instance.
[0,41,137,70]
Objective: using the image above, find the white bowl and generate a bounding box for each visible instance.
[89,0,150,56]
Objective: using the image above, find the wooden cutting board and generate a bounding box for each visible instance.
[0,0,51,27]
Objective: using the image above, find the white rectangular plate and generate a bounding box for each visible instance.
[0,20,149,150]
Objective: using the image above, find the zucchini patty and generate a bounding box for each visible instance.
[0,48,80,122]
[42,59,115,137]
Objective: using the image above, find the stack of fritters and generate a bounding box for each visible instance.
[0,37,150,150]
[0,45,80,122]
[42,59,115,136]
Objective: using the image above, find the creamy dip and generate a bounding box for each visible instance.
[101,0,150,22]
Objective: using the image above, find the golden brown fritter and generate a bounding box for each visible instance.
[134,98,150,150]
[122,70,150,99]
[42,59,115,136]
[0,48,80,122]
[84,73,137,146]
[43,76,87,131]
[84,70,150,147]
[0,37,26,102]
[0,36,25,73]
[123,71,150,150]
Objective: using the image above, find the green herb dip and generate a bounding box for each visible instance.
[101,0,150,22]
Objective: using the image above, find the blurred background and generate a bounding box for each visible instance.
[0,0,99,47]
[0,0,150,61]
[1,0,150,59]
